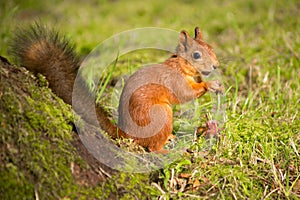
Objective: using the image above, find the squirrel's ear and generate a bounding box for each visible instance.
[194,27,203,40]
[178,30,192,52]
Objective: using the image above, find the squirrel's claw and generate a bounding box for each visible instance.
[207,80,224,94]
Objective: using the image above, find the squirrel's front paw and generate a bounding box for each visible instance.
[207,80,224,94]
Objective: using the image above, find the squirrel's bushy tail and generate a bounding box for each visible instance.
[9,23,127,139]
[9,22,79,104]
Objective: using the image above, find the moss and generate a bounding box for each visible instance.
[0,60,106,199]
[0,164,34,200]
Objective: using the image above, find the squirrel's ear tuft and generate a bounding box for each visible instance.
[178,30,191,52]
[194,27,203,40]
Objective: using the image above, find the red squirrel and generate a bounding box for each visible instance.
[9,24,223,153]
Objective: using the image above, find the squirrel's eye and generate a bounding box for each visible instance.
[192,51,202,60]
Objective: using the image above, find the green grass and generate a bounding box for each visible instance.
[1,0,299,199]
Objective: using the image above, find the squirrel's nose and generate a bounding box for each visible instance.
[213,65,218,69]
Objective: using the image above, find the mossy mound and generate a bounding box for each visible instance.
[0,56,104,199]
